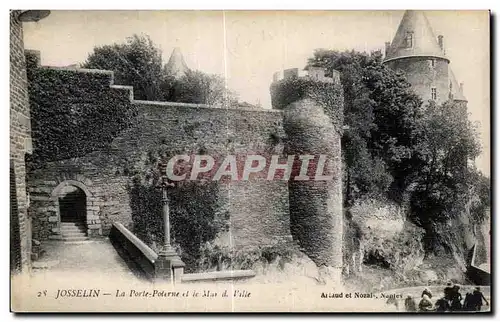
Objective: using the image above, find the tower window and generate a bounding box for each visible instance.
[405,31,414,48]
[431,87,437,100]
[429,59,436,68]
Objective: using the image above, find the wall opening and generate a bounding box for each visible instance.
[405,31,414,48]
[58,186,87,225]
[50,180,100,239]
[431,87,437,101]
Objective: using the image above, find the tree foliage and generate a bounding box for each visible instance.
[306,49,489,251]
[82,34,237,106]
[307,49,423,202]
[409,101,487,249]
[128,144,230,272]
[82,34,167,101]
[172,69,238,107]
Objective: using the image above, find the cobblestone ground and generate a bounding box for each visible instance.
[32,238,139,280]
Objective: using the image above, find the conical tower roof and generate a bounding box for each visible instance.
[384,10,449,63]
[165,47,189,78]
[449,67,467,101]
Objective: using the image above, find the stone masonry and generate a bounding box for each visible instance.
[10,11,33,273]
[26,54,292,251]
[272,68,344,280]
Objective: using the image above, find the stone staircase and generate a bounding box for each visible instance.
[59,221,88,241]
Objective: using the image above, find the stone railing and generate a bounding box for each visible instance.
[109,222,258,284]
[109,222,257,284]
[109,222,185,282]
[182,270,256,283]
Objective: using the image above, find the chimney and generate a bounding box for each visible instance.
[460,82,464,94]
[438,35,444,52]
[385,41,391,57]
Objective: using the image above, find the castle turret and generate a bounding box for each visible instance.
[165,47,189,79]
[270,66,344,283]
[383,10,451,105]
[449,68,468,114]
[449,68,467,102]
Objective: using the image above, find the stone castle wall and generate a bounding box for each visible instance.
[26,53,344,273]
[10,11,32,273]
[125,102,291,248]
[26,60,291,250]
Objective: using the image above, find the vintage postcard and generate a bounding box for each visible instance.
[10,9,491,312]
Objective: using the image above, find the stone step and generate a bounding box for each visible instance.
[61,236,89,241]
[48,234,89,241]
[60,222,86,227]
[61,229,86,234]
[59,225,87,232]
[61,231,87,238]
[61,218,84,222]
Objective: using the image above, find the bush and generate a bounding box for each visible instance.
[128,169,229,273]
[197,242,298,272]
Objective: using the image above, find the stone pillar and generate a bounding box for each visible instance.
[154,257,172,281]
[172,258,186,283]
[154,254,185,283]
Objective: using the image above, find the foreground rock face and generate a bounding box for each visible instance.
[346,199,426,274]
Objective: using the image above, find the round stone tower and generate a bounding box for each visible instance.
[383,10,451,105]
[270,67,344,283]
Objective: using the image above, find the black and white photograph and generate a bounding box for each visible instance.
[9,8,491,313]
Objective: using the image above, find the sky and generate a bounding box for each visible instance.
[22,10,490,175]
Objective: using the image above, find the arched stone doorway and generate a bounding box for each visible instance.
[57,185,87,240]
[59,185,86,224]
[51,180,101,240]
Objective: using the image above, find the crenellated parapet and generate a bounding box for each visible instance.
[270,66,344,134]
[272,66,340,85]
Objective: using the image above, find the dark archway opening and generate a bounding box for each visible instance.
[59,186,86,224]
